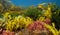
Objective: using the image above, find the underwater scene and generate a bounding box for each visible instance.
[0,0,60,35]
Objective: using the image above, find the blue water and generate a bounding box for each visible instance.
[11,0,60,7]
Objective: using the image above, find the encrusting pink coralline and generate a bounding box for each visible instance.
[27,21,48,31]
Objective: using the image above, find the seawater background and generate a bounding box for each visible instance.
[11,0,60,7]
